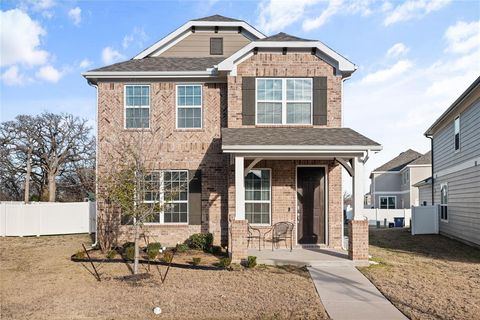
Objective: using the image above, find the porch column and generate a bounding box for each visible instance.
[230,155,248,263]
[349,156,369,261]
[235,156,245,220]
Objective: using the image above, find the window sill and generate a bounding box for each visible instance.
[123,128,152,132]
[143,223,190,227]
[254,124,314,128]
[174,128,204,132]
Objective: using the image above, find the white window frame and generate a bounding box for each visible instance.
[176,84,203,129]
[379,196,396,209]
[245,168,272,226]
[440,182,448,222]
[255,78,313,125]
[454,116,460,152]
[124,84,151,129]
[143,170,189,225]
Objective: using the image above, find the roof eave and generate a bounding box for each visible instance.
[222,144,382,154]
[82,70,217,80]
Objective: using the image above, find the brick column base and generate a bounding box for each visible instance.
[229,220,248,263]
[348,220,369,261]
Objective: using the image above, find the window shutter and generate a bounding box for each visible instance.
[188,170,202,225]
[313,77,327,125]
[242,77,256,125]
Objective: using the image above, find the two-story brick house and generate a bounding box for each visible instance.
[83,15,381,261]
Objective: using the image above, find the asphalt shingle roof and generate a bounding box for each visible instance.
[410,151,432,165]
[192,15,241,22]
[88,57,225,72]
[259,32,315,42]
[221,128,380,147]
[374,149,423,172]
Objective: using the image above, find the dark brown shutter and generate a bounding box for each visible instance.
[242,77,256,125]
[313,77,327,125]
[188,170,202,225]
[210,38,223,55]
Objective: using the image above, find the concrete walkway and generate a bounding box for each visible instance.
[308,266,407,320]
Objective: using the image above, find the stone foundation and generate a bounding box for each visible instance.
[348,220,369,260]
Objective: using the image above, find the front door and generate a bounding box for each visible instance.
[297,167,326,244]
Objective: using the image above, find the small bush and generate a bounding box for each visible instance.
[219,257,232,268]
[124,246,135,260]
[73,250,85,259]
[146,242,162,260]
[188,233,213,251]
[209,245,222,255]
[106,250,116,259]
[162,251,173,263]
[176,243,189,253]
[122,241,135,250]
[245,256,257,268]
[192,257,201,266]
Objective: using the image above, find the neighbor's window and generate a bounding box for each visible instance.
[440,183,448,221]
[210,37,223,55]
[177,85,202,129]
[125,85,150,129]
[256,78,312,125]
[379,196,396,209]
[454,116,460,151]
[245,169,271,224]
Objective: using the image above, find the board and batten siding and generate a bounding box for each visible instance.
[433,99,480,246]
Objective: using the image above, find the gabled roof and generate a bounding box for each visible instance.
[373,149,422,172]
[192,15,241,22]
[410,151,431,166]
[259,32,315,42]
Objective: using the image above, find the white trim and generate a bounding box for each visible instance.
[83,70,217,79]
[245,168,272,227]
[134,21,265,60]
[175,84,203,129]
[123,84,151,129]
[379,196,396,209]
[235,156,245,220]
[223,145,382,152]
[217,41,356,73]
[434,156,480,178]
[370,171,401,175]
[295,165,328,247]
[373,190,410,194]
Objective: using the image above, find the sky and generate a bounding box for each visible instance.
[1,0,479,192]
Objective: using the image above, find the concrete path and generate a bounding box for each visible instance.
[308,266,407,320]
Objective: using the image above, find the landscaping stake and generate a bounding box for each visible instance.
[82,243,101,282]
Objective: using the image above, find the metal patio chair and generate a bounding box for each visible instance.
[247,223,262,251]
[264,222,294,251]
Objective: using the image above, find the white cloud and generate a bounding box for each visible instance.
[36,65,62,82]
[0,9,49,67]
[122,27,148,49]
[1,66,29,86]
[384,0,451,26]
[68,7,82,26]
[360,60,414,84]
[386,43,410,58]
[19,0,56,18]
[444,20,480,54]
[79,59,92,69]
[303,0,343,31]
[101,47,125,65]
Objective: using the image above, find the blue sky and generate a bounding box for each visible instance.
[1,0,479,190]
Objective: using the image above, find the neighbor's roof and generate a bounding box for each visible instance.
[425,76,480,136]
[86,57,224,73]
[192,14,241,22]
[221,128,381,148]
[259,32,315,42]
[410,151,431,166]
[413,176,432,188]
[373,149,422,172]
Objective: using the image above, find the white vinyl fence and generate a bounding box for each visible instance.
[0,201,96,237]
[356,208,412,227]
[411,205,439,235]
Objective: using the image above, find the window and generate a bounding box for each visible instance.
[245,169,271,225]
[256,78,312,125]
[125,85,150,129]
[440,183,448,221]
[143,170,189,224]
[454,116,460,151]
[176,85,202,129]
[210,37,223,55]
[379,196,396,209]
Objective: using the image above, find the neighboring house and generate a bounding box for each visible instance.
[83,15,381,261]
[369,150,431,209]
[424,76,480,247]
[413,177,432,206]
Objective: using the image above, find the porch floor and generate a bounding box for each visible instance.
[247,247,368,267]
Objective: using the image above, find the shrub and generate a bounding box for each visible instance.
[73,250,85,259]
[106,250,116,259]
[124,246,135,260]
[176,243,189,253]
[209,245,222,255]
[219,257,232,268]
[146,242,162,260]
[192,257,201,266]
[162,251,173,263]
[245,256,257,269]
[188,233,213,251]
[122,241,135,249]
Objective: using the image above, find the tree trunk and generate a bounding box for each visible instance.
[48,172,56,202]
[133,221,140,275]
[24,151,31,203]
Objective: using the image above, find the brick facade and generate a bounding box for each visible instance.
[348,220,369,260]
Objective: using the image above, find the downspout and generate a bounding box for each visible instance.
[426,134,434,205]
[88,80,99,247]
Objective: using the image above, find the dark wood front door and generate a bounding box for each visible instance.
[297,167,326,244]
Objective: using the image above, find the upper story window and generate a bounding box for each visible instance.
[379,196,396,209]
[256,78,312,125]
[454,116,460,151]
[125,85,150,129]
[210,38,223,55]
[176,84,202,129]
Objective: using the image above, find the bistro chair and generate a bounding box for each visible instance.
[264,222,294,251]
[247,223,262,251]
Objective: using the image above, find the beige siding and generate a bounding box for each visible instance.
[161,32,250,57]
[418,184,432,205]
[409,166,431,206]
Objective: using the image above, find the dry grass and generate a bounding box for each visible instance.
[359,228,480,320]
[0,234,327,320]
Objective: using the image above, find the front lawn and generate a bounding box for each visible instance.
[359,228,480,320]
[0,234,327,320]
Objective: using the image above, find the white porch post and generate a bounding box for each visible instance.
[235,156,245,220]
[352,156,365,220]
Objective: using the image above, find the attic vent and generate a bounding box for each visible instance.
[210,38,223,55]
